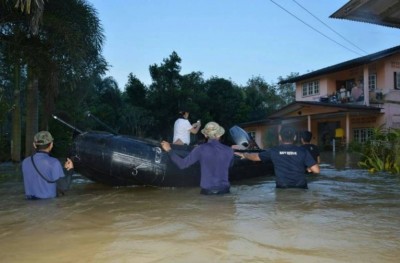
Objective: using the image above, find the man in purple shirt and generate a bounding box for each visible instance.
[161,121,234,195]
[22,131,74,199]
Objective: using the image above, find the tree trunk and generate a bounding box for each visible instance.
[24,68,39,157]
[41,68,58,129]
[11,61,22,162]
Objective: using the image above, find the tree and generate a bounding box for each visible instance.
[12,0,45,35]
[204,77,245,129]
[147,51,183,139]
[124,73,147,108]
[179,71,206,121]
[244,76,281,121]
[121,73,153,137]
[86,76,121,132]
[277,72,299,106]
[0,0,107,157]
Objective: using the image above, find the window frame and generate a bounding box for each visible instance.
[302,80,320,97]
[353,128,373,143]
[395,72,400,90]
[368,74,376,91]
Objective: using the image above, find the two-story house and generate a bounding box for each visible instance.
[242,1,400,150]
[243,45,400,150]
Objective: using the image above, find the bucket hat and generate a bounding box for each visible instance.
[201,122,225,139]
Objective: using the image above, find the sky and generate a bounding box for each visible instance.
[87,0,400,89]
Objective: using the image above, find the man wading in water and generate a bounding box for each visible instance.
[161,121,233,195]
[236,125,320,189]
[22,131,74,199]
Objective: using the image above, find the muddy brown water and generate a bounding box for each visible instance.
[0,152,399,263]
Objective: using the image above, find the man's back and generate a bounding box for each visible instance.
[301,143,320,163]
[22,152,64,199]
[195,140,233,189]
[261,144,316,188]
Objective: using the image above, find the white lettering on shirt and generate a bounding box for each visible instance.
[279,151,297,156]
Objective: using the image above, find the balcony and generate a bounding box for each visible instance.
[319,89,384,105]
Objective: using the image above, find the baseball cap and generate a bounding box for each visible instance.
[34,131,54,145]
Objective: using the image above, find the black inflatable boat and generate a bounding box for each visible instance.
[55,115,273,187]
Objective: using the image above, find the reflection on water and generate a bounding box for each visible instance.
[1,153,400,263]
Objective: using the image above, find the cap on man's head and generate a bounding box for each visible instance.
[201,121,225,139]
[34,131,54,145]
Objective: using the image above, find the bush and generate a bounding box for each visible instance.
[357,126,400,174]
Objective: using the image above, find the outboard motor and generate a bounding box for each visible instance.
[229,125,260,150]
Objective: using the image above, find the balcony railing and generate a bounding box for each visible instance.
[319,90,384,105]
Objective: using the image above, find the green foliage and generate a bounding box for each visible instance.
[244,76,282,121]
[124,73,147,108]
[347,140,363,153]
[276,73,299,106]
[2,0,299,159]
[204,77,245,128]
[0,133,10,161]
[357,126,400,174]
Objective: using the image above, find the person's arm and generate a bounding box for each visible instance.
[189,120,201,134]
[308,163,320,174]
[234,152,261,161]
[304,150,320,174]
[161,141,200,169]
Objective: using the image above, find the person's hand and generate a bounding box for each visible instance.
[64,158,74,170]
[161,141,171,152]
[193,120,201,129]
[234,152,245,159]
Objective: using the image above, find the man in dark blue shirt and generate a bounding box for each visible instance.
[300,130,320,164]
[161,121,234,195]
[237,125,319,189]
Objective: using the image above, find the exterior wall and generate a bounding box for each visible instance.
[382,103,400,128]
[245,49,400,151]
[296,78,328,102]
[378,54,400,128]
[295,54,400,130]
[242,124,268,149]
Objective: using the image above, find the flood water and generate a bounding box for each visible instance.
[0,152,399,263]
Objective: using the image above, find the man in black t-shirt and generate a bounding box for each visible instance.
[300,130,320,164]
[236,125,320,189]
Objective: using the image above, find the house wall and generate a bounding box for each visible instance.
[383,54,400,99]
[377,54,400,128]
[294,54,400,131]
[246,49,400,151]
[242,124,268,149]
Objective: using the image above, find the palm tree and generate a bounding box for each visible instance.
[1,0,107,158]
[11,0,45,35]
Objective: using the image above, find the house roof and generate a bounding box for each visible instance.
[279,44,400,84]
[330,0,400,29]
[239,118,276,128]
[268,101,382,119]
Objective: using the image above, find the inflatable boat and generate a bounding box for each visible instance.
[54,115,274,187]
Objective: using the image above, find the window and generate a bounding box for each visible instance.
[368,74,376,91]
[353,128,373,143]
[302,80,320,97]
[395,72,400,90]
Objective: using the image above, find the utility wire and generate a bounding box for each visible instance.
[291,0,368,55]
[268,0,364,56]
